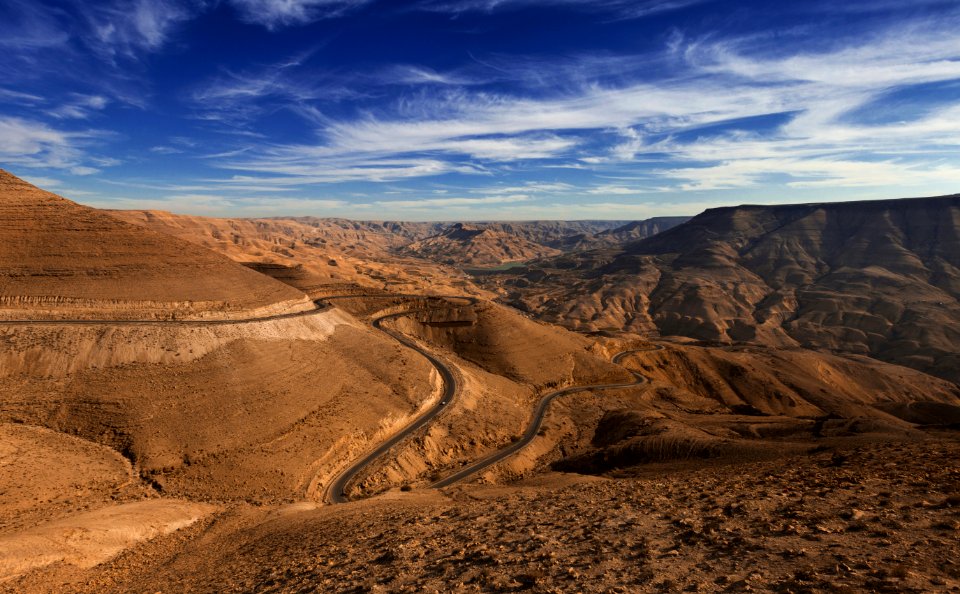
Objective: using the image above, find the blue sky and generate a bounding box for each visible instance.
[2,0,960,220]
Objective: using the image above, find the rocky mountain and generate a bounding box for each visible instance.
[598,216,691,244]
[404,223,563,267]
[467,220,629,247]
[557,216,691,251]
[402,219,686,267]
[492,195,960,383]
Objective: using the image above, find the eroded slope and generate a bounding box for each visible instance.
[404,223,562,267]
[0,170,308,319]
[493,195,960,382]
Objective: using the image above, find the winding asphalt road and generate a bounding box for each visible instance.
[0,291,660,504]
[323,308,461,504]
[319,294,477,504]
[429,345,663,489]
[0,291,469,505]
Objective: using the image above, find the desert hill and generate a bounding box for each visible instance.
[401,220,685,267]
[107,212,657,288]
[0,170,309,319]
[463,220,629,247]
[404,223,563,267]
[107,210,485,298]
[403,217,689,268]
[490,194,960,383]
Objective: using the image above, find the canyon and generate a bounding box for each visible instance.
[0,171,957,592]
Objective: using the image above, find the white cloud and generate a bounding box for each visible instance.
[0,0,70,51]
[49,94,109,119]
[382,65,479,86]
[150,145,184,155]
[87,192,351,216]
[0,116,105,172]
[86,0,198,58]
[435,136,577,160]
[20,176,62,188]
[476,182,575,194]
[216,158,486,184]
[587,185,646,195]
[0,87,43,104]
[690,24,960,90]
[374,194,531,208]
[226,0,371,30]
[167,6,951,197]
[238,13,958,190]
[188,54,362,124]
[416,0,711,20]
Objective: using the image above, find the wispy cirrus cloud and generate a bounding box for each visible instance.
[0,0,198,138]
[49,94,109,119]
[0,0,70,52]
[0,88,44,105]
[3,0,959,219]
[0,116,109,174]
[216,158,485,184]
[206,11,960,196]
[227,0,372,30]
[416,0,712,20]
[82,0,205,60]
[475,182,575,194]
[375,193,530,208]
[87,192,352,215]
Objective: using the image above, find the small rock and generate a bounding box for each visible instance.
[850,509,866,521]
[941,494,960,508]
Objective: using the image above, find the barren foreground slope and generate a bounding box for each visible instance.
[0,171,308,319]
[9,440,959,593]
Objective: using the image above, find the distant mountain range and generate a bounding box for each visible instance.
[489,195,960,384]
[402,218,690,267]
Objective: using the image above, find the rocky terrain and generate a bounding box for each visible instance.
[403,220,691,268]
[107,210,482,298]
[488,195,960,383]
[557,217,690,252]
[1,172,958,592]
[469,221,630,248]
[109,211,666,278]
[8,440,959,593]
[404,223,563,267]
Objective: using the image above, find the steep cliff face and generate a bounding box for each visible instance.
[0,170,308,319]
[496,195,960,382]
